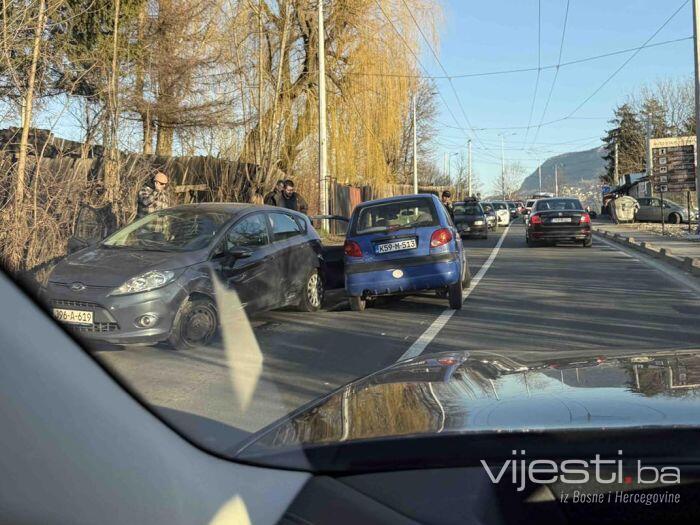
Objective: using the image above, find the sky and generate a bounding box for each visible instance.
[429,0,695,194]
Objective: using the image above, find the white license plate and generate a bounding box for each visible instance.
[53,308,93,325]
[375,239,417,254]
[550,217,572,223]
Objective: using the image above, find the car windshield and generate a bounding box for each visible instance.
[354,199,438,234]
[454,204,482,216]
[102,209,230,251]
[526,200,536,207]
[535,199,583,211]
[8,0,700,480]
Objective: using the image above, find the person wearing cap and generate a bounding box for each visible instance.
[441,190,454,219]
[137,171,171,219]
[264,179,285,206]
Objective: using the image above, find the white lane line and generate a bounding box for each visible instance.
[595,234,700,295]
[395,224,512,363]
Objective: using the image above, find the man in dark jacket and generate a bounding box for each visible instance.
[441,190,454,219]
[272,179,308,214]
[264,179,285,206]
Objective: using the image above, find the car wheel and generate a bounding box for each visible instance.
[669,213,682,225]
[167,297,218,351]
[349,296,366,312]
[448,279,463,310]
[583,237,592,248]
[296,268,324,312]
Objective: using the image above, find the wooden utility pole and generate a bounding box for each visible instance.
[693,0,700,231]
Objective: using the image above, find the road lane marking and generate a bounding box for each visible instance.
[395,224,512,362]
[595,234,700,295]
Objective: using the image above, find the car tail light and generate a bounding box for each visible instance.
[579,213,591,224]
[529,213,542,224]
[344,240,363,257]
[430,228,453,248]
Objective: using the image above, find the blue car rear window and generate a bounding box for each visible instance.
[353,199,439,235]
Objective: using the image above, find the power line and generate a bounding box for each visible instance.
[523,0,542,146]
[564,0,690,119]
[531,0,571,147]
[396,0,499,160]
[372,0,484,158]
[345,34,691,81]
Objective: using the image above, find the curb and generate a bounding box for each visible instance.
[593,226,700,276]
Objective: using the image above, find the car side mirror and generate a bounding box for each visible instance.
[228,246,253,259]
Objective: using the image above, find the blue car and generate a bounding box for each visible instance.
[343,194,471,311]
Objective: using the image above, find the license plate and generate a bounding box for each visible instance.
[550,217,572,223]
[53,308,93,325]
[375,238,417,254]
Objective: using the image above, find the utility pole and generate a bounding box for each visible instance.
[614,141,619,185]
[443,152,448,179]
[645,118,652,184]
[467,139,472,197]
[554,165,559,196]
[412,94,418,194]
[318,0,328,227]
[538,161,542,193]
[695,0,700,232]
[500,134,506,200]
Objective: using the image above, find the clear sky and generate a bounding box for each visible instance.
[429,0,695,193]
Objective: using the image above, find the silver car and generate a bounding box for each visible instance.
[635,197,698,224]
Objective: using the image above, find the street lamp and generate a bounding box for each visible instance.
[497,132,517,200]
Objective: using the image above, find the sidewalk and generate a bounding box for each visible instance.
[592,218,700,276]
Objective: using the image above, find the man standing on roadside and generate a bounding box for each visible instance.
[137,171,171,219]
[272,179,308,214]
[264,179,285,206]
[441,190,454,219]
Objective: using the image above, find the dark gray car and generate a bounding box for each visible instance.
[42,203,326,350]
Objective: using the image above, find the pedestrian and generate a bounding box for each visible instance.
[137,171,171,219]
[264,179,285,206]
[136,171,171,235]
[273,179,308,214]
[441,190,454,219]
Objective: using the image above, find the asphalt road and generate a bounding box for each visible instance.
[94,220,700,452]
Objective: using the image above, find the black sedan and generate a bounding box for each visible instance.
[42,204,327,350]
[525,197,592,247]
[453,201,488,239]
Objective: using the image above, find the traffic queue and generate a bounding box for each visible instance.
[41,182,518,350]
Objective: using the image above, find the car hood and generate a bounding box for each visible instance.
[48,246,206,287]
[238,349,700,453]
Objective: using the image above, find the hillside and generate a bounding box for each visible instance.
[519,146,606,195]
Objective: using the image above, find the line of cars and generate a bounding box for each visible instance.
[41,193,478,350]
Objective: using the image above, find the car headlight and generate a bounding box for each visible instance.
[473,220,484,225]
[110,270,178,296]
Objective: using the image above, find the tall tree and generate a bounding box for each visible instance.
[601,103,645,184]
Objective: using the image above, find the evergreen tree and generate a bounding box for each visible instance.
[601,104,645,184]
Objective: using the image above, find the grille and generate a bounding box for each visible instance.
[72,322,119,333]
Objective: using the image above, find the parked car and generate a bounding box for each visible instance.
[635,197,698,224]
[525,197,592,247]
[489,201,511,226]
[343,194,471,311]
[453,200,488,239]
[42,204,328,350]
[480,202,498,230]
